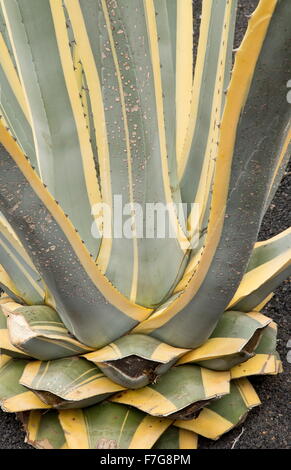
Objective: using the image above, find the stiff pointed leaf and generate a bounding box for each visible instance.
[65,0,189,307]
[1,0,102,257]
[228,228,291,311]
[177,311,271,370]
[84,334,189,388]
[179,0,237,215]
[231,322,282,379]
[3,302,94,360]
[111,365,230,419]
[59,402,171,449]
[134,0,291,349]
[154,426,198,450]
[175,378,261,440]
[0,356,50,412]
[20,356,125,409]
[22,410,67,449]
[151,0,188,217]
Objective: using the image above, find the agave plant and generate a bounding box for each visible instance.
[0,0,290,450]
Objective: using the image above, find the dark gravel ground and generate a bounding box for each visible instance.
[0,0,290,450]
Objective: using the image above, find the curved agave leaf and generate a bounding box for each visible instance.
[111,365,230,419]
[0,9,36,164]
[65,0,189,307]
[175,378,261,440]
[179,0,237,215]
[20,356,126,409]
[0,124,151,347]
[0,356,50,412]
[2,302,94,360]
[84,334,188,388]
[59,402,171,449]
[1,0,102,257]
[177,311,271,371]
[151,0,187,216]
[231,322,282,378]
[0,300,29,357]
[0,214,45,304]
[133,0,291,348]
[228,228,291,311]
[154,426,198,450]
[22,409,67,449]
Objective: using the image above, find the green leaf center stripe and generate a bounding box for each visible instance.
[176,0,212,182]
[153,0,183,219]
[143,0,190,249]
[58,402,169,449]
[100,0,139,301]
[180,0,232,209]
[26,410,67,449]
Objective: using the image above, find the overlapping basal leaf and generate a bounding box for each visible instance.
[0,356,51,412]
[231,322,283,379]
[2,301,94,360]
[177,311,271,370]
[59,402,171,449]
[175,378,261,440]
[84,334,189,388]
[20,356,126,409]
[111,365,230,419]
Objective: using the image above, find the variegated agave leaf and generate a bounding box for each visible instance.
[133,0,291,348]
[84,334,189,388]
[177,311,272,371]
[2,301,94,360]
[175,378,261,440]
[58,402,171,449]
